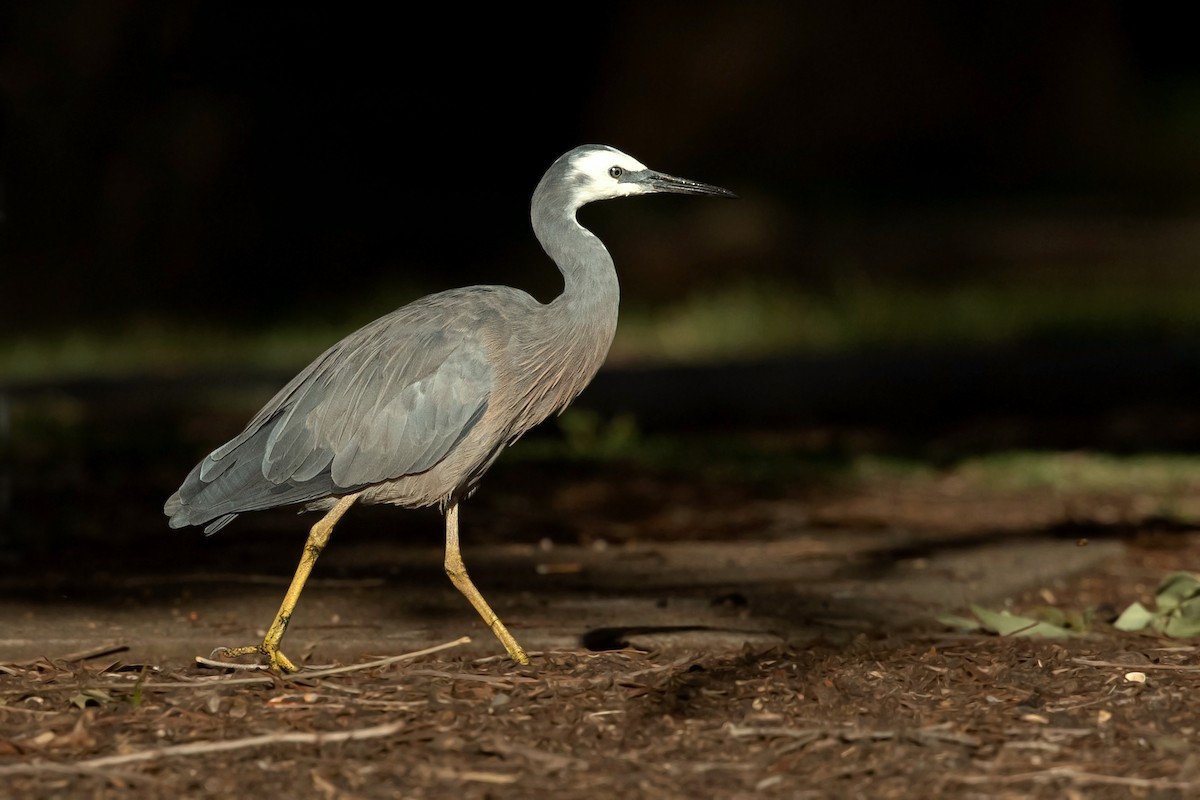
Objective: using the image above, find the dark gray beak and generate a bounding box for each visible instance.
[629,169,738,199]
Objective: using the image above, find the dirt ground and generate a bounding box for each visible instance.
[4,364,1200,798]
[3,448,1200,799]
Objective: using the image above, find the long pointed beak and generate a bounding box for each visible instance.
[639,170,738,199]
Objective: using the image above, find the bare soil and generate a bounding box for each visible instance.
[3,453,1200,799]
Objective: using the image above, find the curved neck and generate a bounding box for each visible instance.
[537,217,618,307]
[504,184,619,427]
[530,181,621,336]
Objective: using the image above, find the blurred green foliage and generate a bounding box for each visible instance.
[6,277,1200,382]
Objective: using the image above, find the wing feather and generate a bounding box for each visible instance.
[167,298,498,529]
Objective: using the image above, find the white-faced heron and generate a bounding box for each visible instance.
[165,145,735,670]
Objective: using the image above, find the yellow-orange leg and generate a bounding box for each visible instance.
[444,500,529,664]
[217,493,361,672]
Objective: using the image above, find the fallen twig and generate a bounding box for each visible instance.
[726,722,980,749]
[404,668,535,686]
[0,761,158,785]
[950,766,1195,790]
[726,723,827,739]
[470,650,543,665]
[293,638,473,678]
[193,655,278,671]
[1071,657,1200,672]
[95,636,472,690]
[430,767,517,785]
[0,720,405,776]
[4,644,129,669]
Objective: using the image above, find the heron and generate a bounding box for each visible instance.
[164,144,735,671]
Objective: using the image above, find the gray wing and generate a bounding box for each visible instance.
[165,306,494,532]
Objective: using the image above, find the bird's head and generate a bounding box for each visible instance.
[560,145,736,210]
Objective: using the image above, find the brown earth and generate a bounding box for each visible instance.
[3,450,1199,799]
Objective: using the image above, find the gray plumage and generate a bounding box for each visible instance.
[164,145,732,668]
[165,145,734,533]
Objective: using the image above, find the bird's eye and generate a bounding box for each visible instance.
[609,166,623,179]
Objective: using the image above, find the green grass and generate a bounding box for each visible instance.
[0,320,346,383]
[5,277,1200,382]
[949,451,1200,493]
[609,278,1200,363]
[518,412,1200,502]
[507,411,1200,523]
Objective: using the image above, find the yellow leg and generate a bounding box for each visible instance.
[218,493,360,672]
[444,500,530,664]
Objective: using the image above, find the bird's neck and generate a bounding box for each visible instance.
[533,205,620,344]
[514,204,620,421]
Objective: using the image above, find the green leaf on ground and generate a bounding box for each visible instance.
[1113,601,1157,632]
[1115,571,1200,638]
[1155,572,1200,612]
[935,613,982,632]
[967,605,1078,638]
[1163,615,1200,638]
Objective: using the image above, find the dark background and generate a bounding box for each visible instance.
[3,2,1200,556]
[3,2,1199,335]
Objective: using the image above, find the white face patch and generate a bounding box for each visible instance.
[567,147,651,207]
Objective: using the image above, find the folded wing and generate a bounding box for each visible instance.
[165,312,493,533]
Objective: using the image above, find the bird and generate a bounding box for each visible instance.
[165,144,735,671]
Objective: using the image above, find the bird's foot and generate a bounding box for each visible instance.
[208,642,300,673]
[491,621,530,666]
[505,644,531,666]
